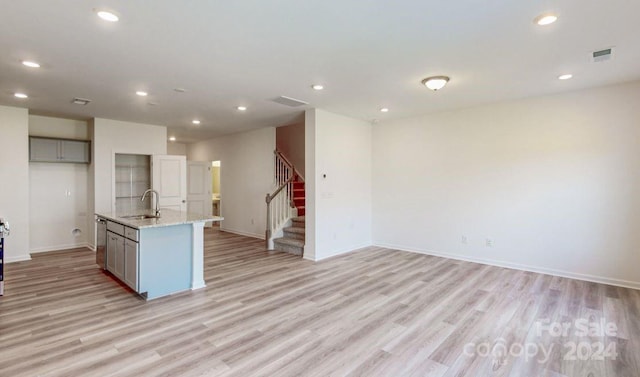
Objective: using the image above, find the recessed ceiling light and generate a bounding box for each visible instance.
[97,10,119,22]
[14,93,28,99]
[312,84,324,91]
[136,91,148,97]
[174,88,187,93]
[192,120,201,125]
[534,13,558,26]
[237,106,247,111]
[22,61,40,68]
[380,108,389,113]
[558,74,573,80]
[421,76,450,91]
[169,137,176,142]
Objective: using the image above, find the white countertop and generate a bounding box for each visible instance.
[96,209,223,229]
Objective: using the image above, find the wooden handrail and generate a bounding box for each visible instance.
[265,150,297,248]
[266,173,295,204]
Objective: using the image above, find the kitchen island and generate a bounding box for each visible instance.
[95,209,223,300]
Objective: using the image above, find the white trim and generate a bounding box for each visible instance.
[220,227,264,240]
[6,254,32,263]
[30,242,91,254]
[313,243,372,261]
[374,242,640,291]
[303,254,317,262]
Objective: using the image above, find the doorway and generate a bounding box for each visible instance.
[211,161,221,226]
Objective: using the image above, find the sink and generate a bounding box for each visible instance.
[120,214,160,220]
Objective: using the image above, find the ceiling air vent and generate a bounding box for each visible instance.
[591,47,614,63]
[271,96,309,107]
[72,97,91,105]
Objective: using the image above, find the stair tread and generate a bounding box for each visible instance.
[284,226,305,234]
[293,216,305,222]
[274,237,305,247]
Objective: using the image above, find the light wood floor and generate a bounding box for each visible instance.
[1,229,639,377]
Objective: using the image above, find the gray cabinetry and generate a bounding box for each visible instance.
[105,219,139,292]
[114,234,125,280]
[124,239,139,291]
[107,231,125,280]
[106,231,117,272]
[29,136,90,163]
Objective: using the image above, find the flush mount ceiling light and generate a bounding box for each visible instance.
[192,120,201,125]
[169,136,176,141]
[22,60,40,68]
[136,91,148,97]
[72,97,91,105]
[236,106,247,111]
[97,10,119,22]
[14,93,28,99]
[534,13,558,26]
[312,84,324,91]
[422,76,450,91]
[558,74,573,80]
[380,108,389,113]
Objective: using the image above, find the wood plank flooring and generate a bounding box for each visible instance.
[1,228,639,376]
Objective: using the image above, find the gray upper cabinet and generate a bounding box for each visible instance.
[29,136,91,163]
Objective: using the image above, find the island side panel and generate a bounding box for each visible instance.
[191,222,206,290]
[139,224,193,300]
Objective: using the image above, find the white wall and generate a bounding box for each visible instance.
[305,109,372,261]
[167,142,187,156]
[373,80,640,289]
[29,115,90,252]
[29,164,89,252]
[91,118,167,245]
[29,115,88,139]
[188,127,275,239]
[276,122,305,178]
[0,106,30,262]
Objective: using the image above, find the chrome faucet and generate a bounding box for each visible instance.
[141,189,161,217]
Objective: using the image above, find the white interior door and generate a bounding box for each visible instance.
[187,161,213,225]
[152,155,187,212]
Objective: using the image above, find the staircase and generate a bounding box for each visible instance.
[267,151,305,256]
[273,215,305,255]
[274,178,305,255]
[292,180,305,216]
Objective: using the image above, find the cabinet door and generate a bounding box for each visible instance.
[124,239,139,291]
[114,234,125,280]
[61,140,90,163]
[29,137,60,162]
[106,231,117,273]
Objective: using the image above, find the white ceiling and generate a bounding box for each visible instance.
[1,1,639,143]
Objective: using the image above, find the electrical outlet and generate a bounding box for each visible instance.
[251,218,255,225]
[485,238,494,247]
[461,235,468,244]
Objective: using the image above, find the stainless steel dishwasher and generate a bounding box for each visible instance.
[96,217,107,269]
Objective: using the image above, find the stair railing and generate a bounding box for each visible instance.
[265,150,296,249]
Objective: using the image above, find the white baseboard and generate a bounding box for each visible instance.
[6,254,32,263]
[312,242,373,262]
[374,242,640,291]
[220,227,265,240]
[30,242,91,254]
